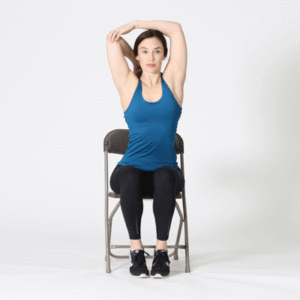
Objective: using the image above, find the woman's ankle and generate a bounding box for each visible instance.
[156,240,167,251]
[130,239,143,250]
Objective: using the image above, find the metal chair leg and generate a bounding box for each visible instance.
[181,189,190,273]
[174,201,184,260]
[105,211,111,273]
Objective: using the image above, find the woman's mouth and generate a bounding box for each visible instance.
[147,64,155,68]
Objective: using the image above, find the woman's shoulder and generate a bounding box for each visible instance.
[162,70,184,109]
[118,71,139,112]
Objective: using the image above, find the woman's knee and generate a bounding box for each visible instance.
[177,169,185,193]
[153,166,184,194]
[153,166,177,189]
[110,165,121,194]
[114,165,142,193]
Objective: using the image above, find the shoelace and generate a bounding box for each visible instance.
[152,250,170,267]
[131,249,150,265]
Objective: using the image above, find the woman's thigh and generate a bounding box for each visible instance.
[110,165,128,194]
[153,166,185,195]
[110,165,184,196]
[110,165,154,196]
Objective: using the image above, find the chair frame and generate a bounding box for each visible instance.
[104,129,190,273]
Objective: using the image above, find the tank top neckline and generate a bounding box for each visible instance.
[139,72,164,104]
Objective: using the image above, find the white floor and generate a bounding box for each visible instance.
[1,231,300,300]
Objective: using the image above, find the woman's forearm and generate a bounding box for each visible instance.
[133,20,181,37]
[118,36,139,66]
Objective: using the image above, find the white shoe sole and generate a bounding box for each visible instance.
[152,273,163,278]
[151,273,170,278]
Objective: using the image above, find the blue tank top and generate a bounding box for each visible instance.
[117,72,182,171]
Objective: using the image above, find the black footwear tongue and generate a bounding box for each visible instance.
[131,249,143,253]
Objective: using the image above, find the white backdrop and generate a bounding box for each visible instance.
[1,0,300,299]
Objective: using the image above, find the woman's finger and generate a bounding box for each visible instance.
[112,31,118,42]
[107,29,121,43]
[109,31,115,42]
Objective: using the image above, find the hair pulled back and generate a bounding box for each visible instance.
[133,29,168,79]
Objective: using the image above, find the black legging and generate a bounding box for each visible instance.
[110,165,185,241]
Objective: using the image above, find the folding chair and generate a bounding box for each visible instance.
[104,129,190,273]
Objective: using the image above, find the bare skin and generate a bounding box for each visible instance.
[131,239,167,251]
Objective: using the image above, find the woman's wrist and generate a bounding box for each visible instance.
[132,20,138,29]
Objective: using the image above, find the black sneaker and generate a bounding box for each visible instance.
[129,248,150,278]
[150,247,170,278]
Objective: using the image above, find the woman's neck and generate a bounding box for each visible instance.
[140,72,162,88]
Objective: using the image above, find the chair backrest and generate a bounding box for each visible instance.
[103,129,184,154]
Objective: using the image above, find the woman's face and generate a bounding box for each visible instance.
[136,37,166,73]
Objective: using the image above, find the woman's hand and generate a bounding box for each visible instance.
[106,22,135,43]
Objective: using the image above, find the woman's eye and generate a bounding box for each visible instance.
[142,51,160,53]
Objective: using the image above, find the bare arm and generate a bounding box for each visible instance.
[133,20,181,38]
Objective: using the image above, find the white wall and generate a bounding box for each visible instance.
[1,0,300,254]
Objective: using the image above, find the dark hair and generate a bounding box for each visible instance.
[133,29,168,79]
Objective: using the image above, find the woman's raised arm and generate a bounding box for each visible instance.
[133,20,180,38]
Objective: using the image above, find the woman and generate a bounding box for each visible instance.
[106,20,187,278]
